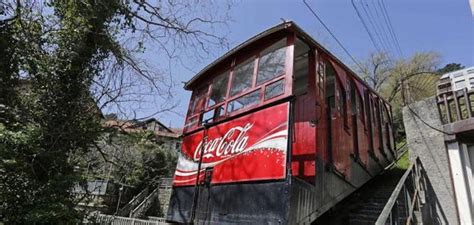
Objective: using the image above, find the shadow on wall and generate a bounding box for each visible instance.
[403,97,458,225]
[418,160,449,225]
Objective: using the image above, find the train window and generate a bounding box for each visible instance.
[230,57,255,96]
[208,72,229,107]
[380,102,385,124]
[257,39,287,85]
[317,62,325,96]
[202,109,214,123]
[358,92,365,125]
[350,80,357,115]
[189,86,207,116]
[326,63,337,110]
[202,105,225,123]
[265,79,285,100]
[293,38,310,95]
[227,90,260,113]
[184,116,199,129]
[364,91,370,130]
[341,82,348,126]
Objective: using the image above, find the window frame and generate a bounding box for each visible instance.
[256,39,288,86]
[183,35,293,132]
[264,77,286,101]
[208,71,230,107]
[229,57,257,97]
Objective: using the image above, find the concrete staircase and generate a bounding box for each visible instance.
[348,187,407,225]
[130,187,160,218]
[314,167,406,225]
[116,178,174,218]
[116,187,150,217]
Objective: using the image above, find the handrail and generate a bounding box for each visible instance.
[116,187,149,216]
[130,187,160,218]
[375,163,414,224]
[96,214,169,225]
[375,157,426,225]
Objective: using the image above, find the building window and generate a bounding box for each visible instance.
[455,80,466,90]
[227,90,260,113]
[257,39,287,85]
[230,58,255,96]
[208,72,229,107]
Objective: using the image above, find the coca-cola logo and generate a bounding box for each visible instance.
[193,123,253,161]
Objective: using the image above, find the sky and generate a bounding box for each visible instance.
[120,0,474,128]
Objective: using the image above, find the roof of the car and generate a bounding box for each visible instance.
[183,21,391,105]
[184,21,297,90]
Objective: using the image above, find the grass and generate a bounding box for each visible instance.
[395,148,410,170]
[395,139,407,149]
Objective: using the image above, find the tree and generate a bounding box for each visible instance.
[436,63,465,75]
[89,131,177,189]
[0,1,231,224]
[358,52,393,92]
[357,52,443,139]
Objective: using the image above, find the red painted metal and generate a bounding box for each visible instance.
[292,93,317,183]
[169,22,396,224]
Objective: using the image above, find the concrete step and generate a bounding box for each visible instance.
[314,167,407,225]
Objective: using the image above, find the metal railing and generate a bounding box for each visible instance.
[375,157,448,225]
[437,88,474,124]
[130,188,160,218]
[116,187,150,217]
[95,214,169,225]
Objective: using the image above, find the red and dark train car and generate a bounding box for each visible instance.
[167,22,396,224]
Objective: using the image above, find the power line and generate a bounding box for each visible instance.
[302,0,365,72]
[376,0,400,57]
[351,0,384,53]
[380,0,403,56]
[351,0,403,58]
[360,0,392,55]
[372,0,398,56]
[358,0,390,54]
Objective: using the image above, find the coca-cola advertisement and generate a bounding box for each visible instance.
[173,102,289,186]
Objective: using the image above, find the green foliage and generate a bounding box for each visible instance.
[395,149,410,170]
[1,1,229,223]
[437,63,465,75]
[0,1,120,223]
[0,124,82,224]
[90,131,177,189]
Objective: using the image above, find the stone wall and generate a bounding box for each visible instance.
[402,96,458,225]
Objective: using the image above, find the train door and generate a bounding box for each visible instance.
[315,54,326,166]
[291,38,316,183]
